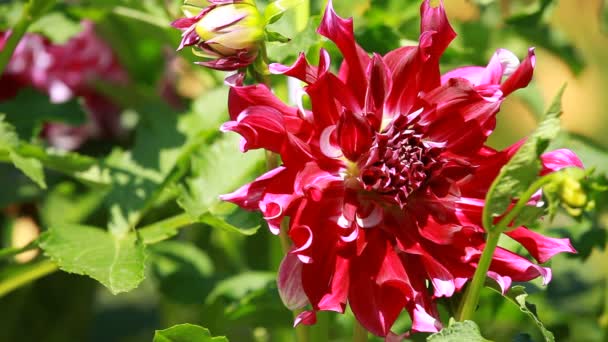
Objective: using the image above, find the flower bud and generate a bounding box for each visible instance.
[172,0,264,71]
[553,168,589,216]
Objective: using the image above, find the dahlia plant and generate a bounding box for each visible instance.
[219,0,583,337]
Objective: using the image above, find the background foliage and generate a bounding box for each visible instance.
[0,0,607,341]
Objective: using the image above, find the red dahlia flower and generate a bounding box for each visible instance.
[171,0,264,71]
[221,0,581,337]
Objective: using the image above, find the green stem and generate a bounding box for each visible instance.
[137,212,194,244]
[353,320,368,342]
[0,240,38,260]
[0,259,58,298]
[0,4,33,75]
[456,230,501,321]
[457,173,560,321]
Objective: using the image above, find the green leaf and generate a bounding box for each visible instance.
[0,114,19,147]
[38,224,146,294]
[512,205,546,229]
[265,29,291,43]
[0,115,46,188]
[264,0,303,25]
[199,207,260,236]
[153,324,228,342]
[178,133,265,235]
[483,84,566,230]
[487,285,555,342]
[427,319,491,342]
[8,150,46,189]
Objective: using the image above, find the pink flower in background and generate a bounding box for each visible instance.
[221,0,581,337]
[171,0,264,71]
[0,21,128,150]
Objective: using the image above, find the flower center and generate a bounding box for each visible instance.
[356,127,443,207]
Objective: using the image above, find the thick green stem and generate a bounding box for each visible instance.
[353,320,368,342]
[458,173,560,321]
[0,259,58,298]
[456,230,501,321]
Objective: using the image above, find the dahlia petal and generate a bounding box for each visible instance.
[441,48,520,86]
[317,256,350,312]
[290,225,314,263]
[294,162,344,200]
[500,47,535,96]
[269,50,329,84]
[417,0,457,90]
[441,66,486,86]
[349,237,410,337]
[298,201,350,313]
[318,0,368,100]
[407,244,456,297]
[196,55,256,71]
[294,310,317,326]
[221,105,288,153]
[540,148,584,175]
[365,53,392,129]
[278,252,309,310]
[383,45,420,117]
[305,74,342,128]
[228,82,298,120]
[420,78,501,154]
[319,125,343,158]
[487,271,513,295]
[420,0,456,58]
[490,247,552,285]
[506,227,576,263]
[336,110,374,161]
[355,205,383,229]
[410,302,442,333]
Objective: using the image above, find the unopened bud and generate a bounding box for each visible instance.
[172,0,264,71]
[560,177,587,209]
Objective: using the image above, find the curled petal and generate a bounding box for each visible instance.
[506,227,576,263]
[269,50,330,84]
[278,252,309,310]
[294,310,317,326]
[500,47,535,96]
[490,247,552,285]
[336,110,374,161]
[318,0,368,100]
[541,148,584,175]
[487,271,513,295]
[228,82,299,120]
[409,301,442,333]
[290,225,314,263]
